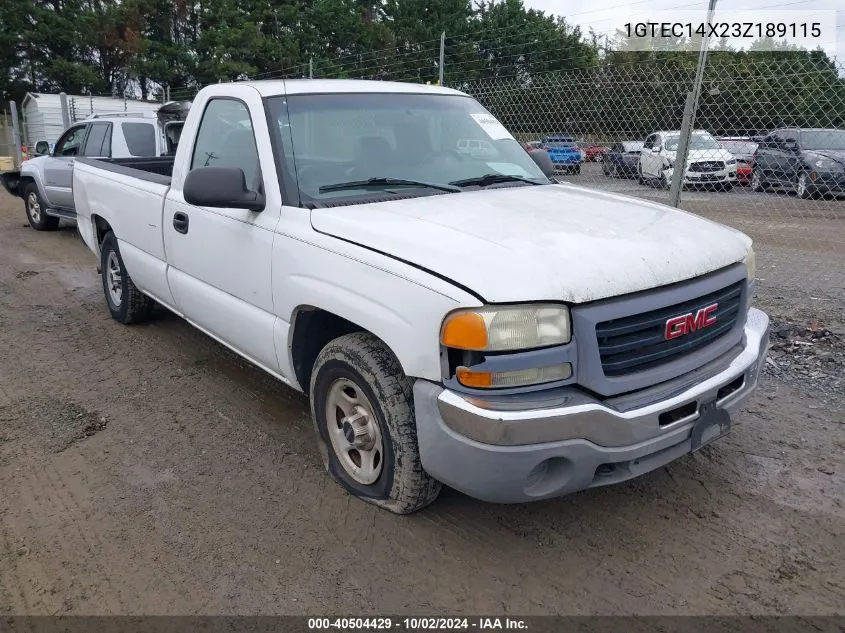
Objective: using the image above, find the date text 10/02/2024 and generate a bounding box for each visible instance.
[307,617,529,630]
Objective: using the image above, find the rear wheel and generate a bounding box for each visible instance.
[310,332,441,514]
[100,232,155,324]
[572,164,581,175]
[23,183,59,231]
[751,169,767,192]
[796,171,815,199]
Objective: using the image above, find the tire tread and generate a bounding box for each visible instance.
[310,332,441,514]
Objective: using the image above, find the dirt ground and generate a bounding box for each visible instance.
[0,189,843,616]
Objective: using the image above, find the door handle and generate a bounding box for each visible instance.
[173,211,189,234]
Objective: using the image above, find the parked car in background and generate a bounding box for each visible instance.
[603,141,644,178]
[72,79,767,514]
[718,138,757,186]
[751,128,845,198]
[576,142,610,162]
[539,135,583,174]
[1,110,186,230]
[639,130,737,190]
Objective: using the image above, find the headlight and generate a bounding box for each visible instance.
[441,305,571,352]
[743,246,756,280]
[814,157,843,172]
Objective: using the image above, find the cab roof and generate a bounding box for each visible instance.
[237,79,466,98]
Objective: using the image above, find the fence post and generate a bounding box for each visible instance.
[309,56,313,79]
[9,101,22,167]
[439,31,446,86]
[59,92,71,128]
[669,0,717,208]
[166,85,171,102]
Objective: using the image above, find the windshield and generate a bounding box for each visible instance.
[266,93,546,203]
[664,132,720,152]
[800,130,845,150]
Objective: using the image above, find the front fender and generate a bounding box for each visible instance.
[18,160,52,203]
[272,230,481,383]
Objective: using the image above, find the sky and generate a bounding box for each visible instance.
[522,0,844,60]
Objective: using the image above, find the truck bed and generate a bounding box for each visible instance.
[76,156,175,185]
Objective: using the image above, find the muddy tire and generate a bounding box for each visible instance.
[100,231,155,324]
[310,332,441,514]
[23,183,59,231]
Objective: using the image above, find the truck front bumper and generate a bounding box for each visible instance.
[414,307,769,503]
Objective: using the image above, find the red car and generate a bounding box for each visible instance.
[718,138,758,186]
[576,143,610,162]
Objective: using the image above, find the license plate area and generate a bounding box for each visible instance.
[690,400,732,451]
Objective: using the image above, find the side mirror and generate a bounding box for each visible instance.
[528,148,555,178]
[184,167,265,212]
[35,141,50,156]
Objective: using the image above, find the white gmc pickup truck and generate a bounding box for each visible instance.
[73,80,770,514]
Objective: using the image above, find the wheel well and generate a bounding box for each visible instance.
[290,308,364,392]
[17,176,35,198]
[91,214,112,247]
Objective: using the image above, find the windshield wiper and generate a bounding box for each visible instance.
[318,177,461,194]
[449,173,544,188]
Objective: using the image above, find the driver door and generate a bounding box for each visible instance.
[42,123,89,209]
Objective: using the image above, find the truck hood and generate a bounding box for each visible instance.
[310,184,750,304]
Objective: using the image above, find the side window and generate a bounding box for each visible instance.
[191,99,260,187]
[54,125,88,157]
[121,122,156,156]
[782,129,799,145]
[82,123,112,157]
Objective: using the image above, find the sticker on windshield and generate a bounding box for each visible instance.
[470,113,513,140]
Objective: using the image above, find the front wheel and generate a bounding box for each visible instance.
[310,332,441,514]
[571,164,581,175]
[796,171,815,199]
[100,232,155,324]
[23,183,59,231]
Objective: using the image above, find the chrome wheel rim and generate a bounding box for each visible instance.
[325,377,383,485]
[106,251,123,306]
[27,192,41,223]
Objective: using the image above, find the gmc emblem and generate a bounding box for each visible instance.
[664,303,719,340]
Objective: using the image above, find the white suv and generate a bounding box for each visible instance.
[639,129,737,190]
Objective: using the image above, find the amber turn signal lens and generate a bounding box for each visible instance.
[456,367,493,388]
[441,311,488,350]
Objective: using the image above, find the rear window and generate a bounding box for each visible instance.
[121,122,156,156]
